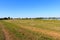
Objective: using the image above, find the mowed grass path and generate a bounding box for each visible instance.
[0,20,60,40]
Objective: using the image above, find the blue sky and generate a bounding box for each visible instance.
[0,0,60,18]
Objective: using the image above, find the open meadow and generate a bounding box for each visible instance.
[0,19,60,40]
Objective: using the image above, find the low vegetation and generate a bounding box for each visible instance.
[0,19,60,40]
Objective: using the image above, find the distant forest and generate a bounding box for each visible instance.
[0,17,12,20]
[0,17,60,20]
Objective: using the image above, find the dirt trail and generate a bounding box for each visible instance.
[0,22,19,40]
[2,28,14,40]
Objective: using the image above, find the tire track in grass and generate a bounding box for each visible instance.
[0,23,4,40]
[2,20,38,40]
[0,21,20,40]
[2,28,13,40]
[2,27,20,40]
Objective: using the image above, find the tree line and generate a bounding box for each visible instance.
[14,17,60,20]
[0,17,12,20]
[0,17,60,20]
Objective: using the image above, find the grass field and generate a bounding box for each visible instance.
[0,19,60,40]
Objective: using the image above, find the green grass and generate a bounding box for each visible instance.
[0,20,60,40]
[1,21,38,40]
